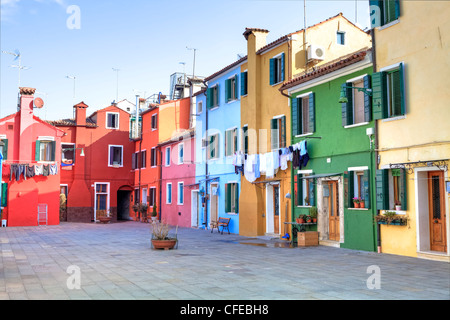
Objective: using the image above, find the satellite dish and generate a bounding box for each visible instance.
[34,97,44,109]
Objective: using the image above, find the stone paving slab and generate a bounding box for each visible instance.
[0,221,449,301]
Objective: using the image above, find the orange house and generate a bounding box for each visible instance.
[49,102,135,222]
[0,87,65,227]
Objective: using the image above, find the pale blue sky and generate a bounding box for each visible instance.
[1,0,371,120]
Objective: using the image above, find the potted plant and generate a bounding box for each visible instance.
[309,206,318,223]
[375,211,408,226]
[151,221,178,250]
[353,197,361,208]
[360,198,365,209]
[395,201,402,211]
[97,209,111,223]
[306,215,312,223]
[151,205,158,222]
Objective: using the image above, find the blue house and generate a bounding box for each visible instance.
[193,56,247,234]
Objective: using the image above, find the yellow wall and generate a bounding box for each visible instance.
[239,15,371,237]
[374,1,450,258]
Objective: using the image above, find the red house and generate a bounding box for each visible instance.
[0,87,65,227]
[48,101,135,222]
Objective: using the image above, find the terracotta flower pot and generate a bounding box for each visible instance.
[98,217,111,224]
[151,239,177,250]
[360,201,365,209]
[354,202,360,208]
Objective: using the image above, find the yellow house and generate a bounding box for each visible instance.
[239,13,372,237]
[370,0,450,261]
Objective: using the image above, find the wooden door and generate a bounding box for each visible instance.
[210,183,218,223]
[428,171,447,252]
[328,181,340,241]
[273,185,280,234]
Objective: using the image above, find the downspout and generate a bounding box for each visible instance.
[158,147,162,222]
[371,28,381,254]
[204,80,209,228]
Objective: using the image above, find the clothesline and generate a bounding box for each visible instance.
[2,162,59,181]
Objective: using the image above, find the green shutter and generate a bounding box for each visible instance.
[35,141,41,161]
[341,83,351,126]
[240,72,247,96]
[348,171,354,208]
[225,130,231,156]
[280,53,285,82]
[51,141,56,161]
[398,63,406,115]
[363,75,372,122]
[394,0,400,20]
[206,87,212,109]
[291,98,299,136]
[225,184,231,213]
[243,126,248,154]
[270,118,278,150]
[235,183,239,213]
[376,169,389,210]
[400,168,407,210]
[209,136,215,159]
[1,139,8,160]
[343,172,349,208]
[297,174,303,206]
[309,178,315,206]
[269,58,276,85]
[215,85,219,107]
[372,71,386,120]
[308,92,315,133]
[363,170,371,209]
[225,79,231,102]
[280,116,286,148]
[1,182,7,207]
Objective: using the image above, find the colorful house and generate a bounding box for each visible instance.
[48,101,135,222]
[239,13,372,237]
[369,0,450,261]
[193,57,246,234]
[280,48,376,251]
[0,87,65,227]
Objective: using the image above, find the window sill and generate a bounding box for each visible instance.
[295,133,313,138]
[382,115,406,122]
[209,107,219,111]
[297,205,312,208]
[348,208,369,211]
[108,165,123,168]
[344,122,369,129]
[226,212,238,216]
[377,19,400,31]
[271,81,283,87]
[37,161,57,164]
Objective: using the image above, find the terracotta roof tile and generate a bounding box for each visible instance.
[46,117,97,128]
[204,55,247,82]
[279,48,371,91]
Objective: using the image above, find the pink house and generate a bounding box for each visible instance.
[159,128,195,228]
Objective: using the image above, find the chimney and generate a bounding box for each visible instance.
[18,87,36,161]
[73,101,88,126]
[243,28,269,53]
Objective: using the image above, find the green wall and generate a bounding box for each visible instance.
[290,66,377,252]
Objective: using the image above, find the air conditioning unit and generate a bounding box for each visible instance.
[307,45,325,61]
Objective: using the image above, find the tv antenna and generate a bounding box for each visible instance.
[2,50,30,89]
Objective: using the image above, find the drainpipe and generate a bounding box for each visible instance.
[158,147,162,222]
[204,81,209,229]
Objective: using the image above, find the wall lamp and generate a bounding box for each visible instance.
[339,86,372,103]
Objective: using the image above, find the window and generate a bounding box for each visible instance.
[294,172,315,207]
[36,140,56,162]
[178,143,184,165]
[151,114,158,130]
[225,183,239,214]
[140,150,147,169]
[207,134,219,160]
[166,183,172,204]
[225,75,238,102]
[376,168,407,211]
[106,112,119,129]
[337,31,345,45]
[108,145,123,167]
[177,182,184,205]
[134,189,139,204]
[270,116,286,150]
[132,152,138,170]
[165,147,171,166]
[225,128,238,157]
[372,63,405,120]
[242,126,248,154]
[0,138,8,160]
[206,85,219,109]
[240,71,248,96]
[95,183,109,214]
[151,148,157,167]
[270,53,285,85]
[345,168,371,209]
[61,143,75,164]
[370,0,400,28]
[149,187,156,207]
[292,92,315,136]
[341,75,372,126]
[197,101,203,114]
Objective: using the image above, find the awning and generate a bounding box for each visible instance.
[299,173,341,179]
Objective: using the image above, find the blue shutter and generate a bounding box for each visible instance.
[394,0,401,19]
[269,58,276,85]
[280,53,285,82]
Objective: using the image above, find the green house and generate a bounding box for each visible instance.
[280,48,377,252]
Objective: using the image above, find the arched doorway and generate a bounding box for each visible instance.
[117,185,133,221]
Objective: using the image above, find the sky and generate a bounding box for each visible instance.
[0,0,371,121]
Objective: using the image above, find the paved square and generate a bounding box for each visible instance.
[0,222,449,300]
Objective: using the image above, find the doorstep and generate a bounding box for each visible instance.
[417,251,450,263]
[319,239,340,248]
